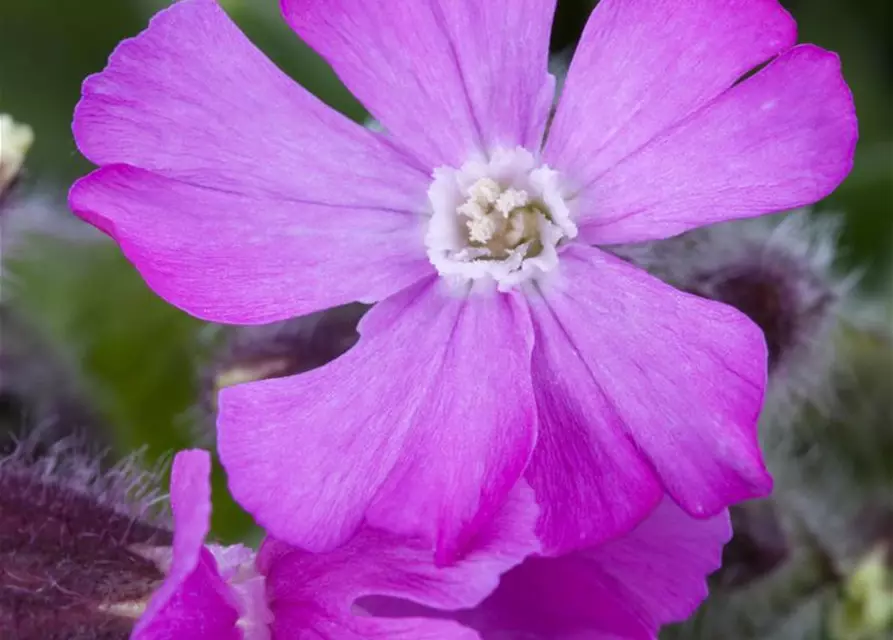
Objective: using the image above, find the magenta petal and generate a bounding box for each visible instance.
[339,618,481,639]
[461,499,731,639]
[261,486,538,639]
[219,279,538,562]
[133,450,240,640]
[70,0,435,323]
[281,0,557,168]
[525,299,664,554]
[545,0,796,186]
[576,45,858,244]
[69,166,432,324]
[74,0,426,208]
[271,613,482,640]
[537,245,771,519]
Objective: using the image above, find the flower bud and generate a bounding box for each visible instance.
[0,436,171,639]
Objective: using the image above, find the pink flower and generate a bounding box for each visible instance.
[136,450,730,639]
[134,450,539,639]
[69,0,857,560]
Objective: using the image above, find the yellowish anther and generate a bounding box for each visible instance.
[458,179,540,251]
[458,200,487,221]
[0,114,34,193]
[494,188,529,217]
[504,209,536,247]
[467,215,499,244]
[467,177,501,205]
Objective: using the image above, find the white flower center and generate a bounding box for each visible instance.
[425,147,576,290]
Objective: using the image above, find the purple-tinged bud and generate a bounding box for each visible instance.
[0,436,171,639]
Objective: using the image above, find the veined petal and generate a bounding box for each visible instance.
[536,245,772,519]
[133,451,240,640]
[525,301,664,555]
[281,0,557,169]
[545,0,796,187]
[577,45,857,244]
[457,499,731,639]
[69,166,432,323]
[218,279,537,563]
[73,0,427,208]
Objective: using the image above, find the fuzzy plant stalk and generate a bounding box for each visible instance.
[652,213,893,639]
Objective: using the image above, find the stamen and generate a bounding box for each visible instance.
[457,200,487,220]
[494,189,529,217]
[467,215,499,244]
[467,177,501,205]
[425,147,577,289]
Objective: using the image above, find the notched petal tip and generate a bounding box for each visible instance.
[72,0,218,161]
[576,40,861,245]
[794,43,860,185]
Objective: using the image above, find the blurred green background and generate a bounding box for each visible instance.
[0,0,890,543]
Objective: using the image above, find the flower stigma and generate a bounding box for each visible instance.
[425,147,576,290]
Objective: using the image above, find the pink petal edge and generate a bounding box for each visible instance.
[70,166,433,324]
[575,44,858,244]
